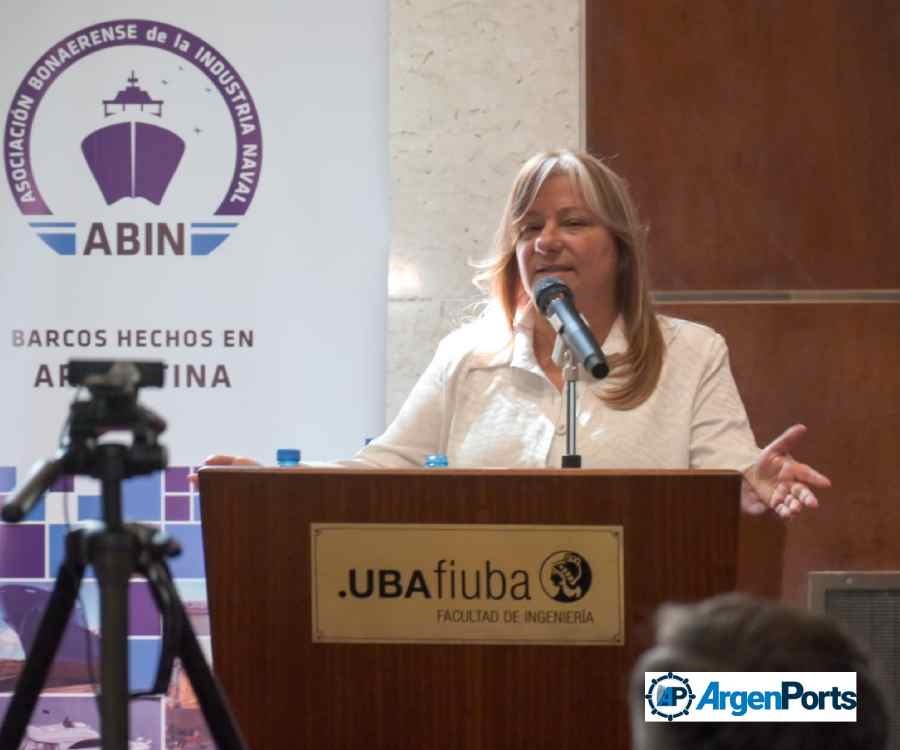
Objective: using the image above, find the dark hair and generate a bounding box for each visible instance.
[630,593,892,750]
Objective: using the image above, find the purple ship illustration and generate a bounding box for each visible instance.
[81,71,185,205]
[0,584,99,689]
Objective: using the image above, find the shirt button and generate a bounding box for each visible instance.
[555,423,566,436]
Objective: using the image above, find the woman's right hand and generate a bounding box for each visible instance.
[189,454,262,487]
[203,454,262,468]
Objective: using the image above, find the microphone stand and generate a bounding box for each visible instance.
[560,347,582,469]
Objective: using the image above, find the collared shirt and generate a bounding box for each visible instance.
[340,309,760,471]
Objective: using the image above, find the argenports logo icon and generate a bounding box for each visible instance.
[645,672,696,721]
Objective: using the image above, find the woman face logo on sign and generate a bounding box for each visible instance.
[540,551,593,603]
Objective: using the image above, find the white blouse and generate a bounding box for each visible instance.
[339,310,760,471]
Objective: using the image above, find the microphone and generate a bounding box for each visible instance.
[532,276,609,379]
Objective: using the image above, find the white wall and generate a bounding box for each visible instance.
[388,0,583,419]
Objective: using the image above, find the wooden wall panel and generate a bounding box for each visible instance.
[588,1,900,614]
[661,303,900,604]
[586,1,900,290]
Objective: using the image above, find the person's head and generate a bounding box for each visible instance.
[477,150,649,327]
[630,593,891,750]
[475,149,663,409]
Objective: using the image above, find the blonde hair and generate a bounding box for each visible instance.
[473,150,663,409]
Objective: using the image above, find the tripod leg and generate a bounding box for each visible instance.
[178,613,250,750]
[0,548,86,749]
[149,561,249,750]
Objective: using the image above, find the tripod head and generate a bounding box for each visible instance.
[1,360,168,523]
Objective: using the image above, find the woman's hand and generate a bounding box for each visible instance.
[202,454,262,468]
[741,424,831,518]
[188,454,262,487]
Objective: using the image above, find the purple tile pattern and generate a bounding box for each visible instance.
[0,467,15,491]
[0,525,45,577]
[129,580,161,636]
[122,473,163,520]
[165,467,191,492]
[49,475,74,492]
[165,496,191,521]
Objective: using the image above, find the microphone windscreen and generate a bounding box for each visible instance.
[532,276,571,314]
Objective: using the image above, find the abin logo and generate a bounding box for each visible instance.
[539,550,592,602]
[5,20,262,256]
[646,672,696,721]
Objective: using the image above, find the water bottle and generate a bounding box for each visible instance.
[276,448,301,467]
[424,453,448,468]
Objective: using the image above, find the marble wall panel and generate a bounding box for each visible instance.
[388,0,583,420]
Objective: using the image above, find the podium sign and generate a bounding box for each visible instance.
[311,523,624,645]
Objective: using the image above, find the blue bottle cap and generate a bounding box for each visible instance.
[276,448,301,464]
[424,453,448,467]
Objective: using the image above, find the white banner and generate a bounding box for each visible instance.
[1,2,387,746]
[2,3,388,467]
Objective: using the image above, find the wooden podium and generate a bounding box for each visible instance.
[199,468,780,750]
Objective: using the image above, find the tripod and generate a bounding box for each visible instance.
[0,361,247,750]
